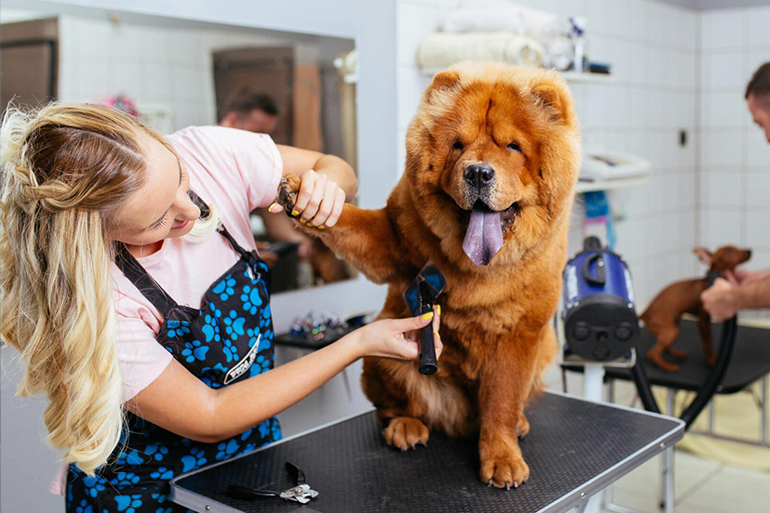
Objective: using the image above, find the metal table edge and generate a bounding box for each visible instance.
[535,397,685,513]
[170,392,686,513]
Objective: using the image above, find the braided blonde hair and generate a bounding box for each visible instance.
[0,103,173,475]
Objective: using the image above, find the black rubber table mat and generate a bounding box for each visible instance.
[563,320,770,393]
[172,392,682,513]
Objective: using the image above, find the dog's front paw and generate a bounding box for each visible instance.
[516,414,530,439]
[479,437,530,489]
[383,416,430,451]
[275,173,302,216]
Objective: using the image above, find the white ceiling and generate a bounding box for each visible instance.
[657,0,770,9]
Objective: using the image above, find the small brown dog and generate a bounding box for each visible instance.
[641,246,751,372]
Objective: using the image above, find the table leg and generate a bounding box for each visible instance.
[660,388,675,513]
[762,375,768,446]
[341,367,353,401]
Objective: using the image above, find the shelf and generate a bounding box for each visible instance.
[419,67,613,84]
[559,71,614,83]
[575,175,647,193]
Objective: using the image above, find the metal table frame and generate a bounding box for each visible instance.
[171,391,684,513]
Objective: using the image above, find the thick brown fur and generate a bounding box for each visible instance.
[276,62,580,488]
[641,245,751,373]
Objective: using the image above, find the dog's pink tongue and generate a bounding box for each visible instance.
[462,208,503,266]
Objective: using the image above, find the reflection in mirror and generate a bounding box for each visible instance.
[0,7,358,293]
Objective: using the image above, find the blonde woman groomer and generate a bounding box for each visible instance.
[0,103,442,512]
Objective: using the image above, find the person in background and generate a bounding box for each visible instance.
[702,62,770,321]
[219,88,313,266]
[219,88,279,134]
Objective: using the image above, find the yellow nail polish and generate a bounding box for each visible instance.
[319,225,325,230]
[437,305,441,316]
[292,210,299,216]
[268,203,279,213]
[422,312,434,320]
[434,330,441,339]
[300,219,307,224]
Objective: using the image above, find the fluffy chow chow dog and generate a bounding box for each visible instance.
[277,62,580,488]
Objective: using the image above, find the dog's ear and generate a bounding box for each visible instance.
[693,247,713,265]
[530,80,575,125]
[423,70,461,104]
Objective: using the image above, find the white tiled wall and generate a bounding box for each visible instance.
[698,5,770,274]
[395,0,699,309]
[57,15,301,133]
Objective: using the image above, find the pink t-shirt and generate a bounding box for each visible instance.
[50,125,282,495]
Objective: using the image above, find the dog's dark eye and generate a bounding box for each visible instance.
[452,141,464,151]
[507,142,521,152]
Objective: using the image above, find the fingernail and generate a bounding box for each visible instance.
[268,203,280,213]
[319,225,325,230]
[291,210,299,216]
[434,330,441,339]
[300,219,307,224]
[422,312,434,320]
[437,305,441,316]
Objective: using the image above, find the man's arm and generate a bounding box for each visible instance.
[702,275,770,322]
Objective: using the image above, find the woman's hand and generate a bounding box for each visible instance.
[350,306,443,361]
[269,169,346,229]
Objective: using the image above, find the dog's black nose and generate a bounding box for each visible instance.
[464,164,495,191]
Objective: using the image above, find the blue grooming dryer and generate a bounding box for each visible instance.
[562,236,639,362]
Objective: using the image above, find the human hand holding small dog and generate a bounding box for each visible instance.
[349,306,443,361]
[732,268,770,285]
[702,276,740,322]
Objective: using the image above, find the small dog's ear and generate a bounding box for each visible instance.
[693,247,713,265]
[423,70,460,103]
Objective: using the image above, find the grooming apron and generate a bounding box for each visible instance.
[65,220,281,513]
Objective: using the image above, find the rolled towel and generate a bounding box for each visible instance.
[441,6,557,40]
[417,32,545,70]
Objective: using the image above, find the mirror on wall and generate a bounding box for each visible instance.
[0,7,358,293]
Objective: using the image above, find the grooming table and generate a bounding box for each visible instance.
[171,392,683,513]
[562,319,770,394]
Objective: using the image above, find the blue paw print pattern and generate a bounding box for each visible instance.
[81,474,108,498]
[110,471,140,488]
[223,310,246,341]
[271,418,283,441]
[155,508,173,513]
[151,492,168,504]
[144,443,169,462]
[202,312,222,343]
[222,335,240,363]
[116,448,145,466]
[215,438,240,461]
[212,275,236,300]
[74,499,93,513]
[150,466,174,480]
[181,446,208,472]
[165,319,191,338]
[240,284,264,315]
[181,340,209,362]
[115,494,143,513]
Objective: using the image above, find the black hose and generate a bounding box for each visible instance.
[630,352,661,414]
[680,316,737,428]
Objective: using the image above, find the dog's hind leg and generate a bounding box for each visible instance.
[697,312,716,366]
[666,346,688,359]
[646,325,681,373]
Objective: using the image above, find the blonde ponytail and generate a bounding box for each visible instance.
[0,103,163,475]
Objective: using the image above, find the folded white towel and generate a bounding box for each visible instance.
[417,32,545,70]
[441,5,557,41]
